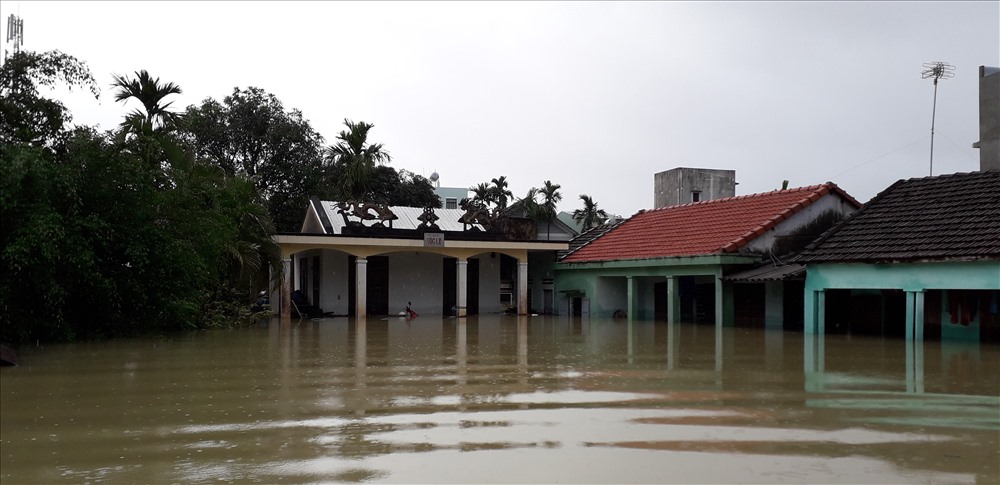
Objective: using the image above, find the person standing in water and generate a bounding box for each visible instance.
[405,301,419,319]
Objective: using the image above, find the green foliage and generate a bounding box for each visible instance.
[1,55,283,345]
[572,194,608,230]
[539,180,562,240]
[111,70,183,134]
[327,119,392,202]
[180,87,330,231]
[0,50,99,146]
[468,176,514,213]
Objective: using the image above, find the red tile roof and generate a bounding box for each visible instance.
[560,183,860,263]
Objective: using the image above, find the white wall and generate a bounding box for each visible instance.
[478,254,502,313]
[320,251,350,315]
[745,194,857,253]
[388,252,445,316]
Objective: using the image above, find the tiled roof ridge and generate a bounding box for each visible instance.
[899,170,997,184]
[795,178,908,261]
[643,183,838,213]
[720,182,860,253]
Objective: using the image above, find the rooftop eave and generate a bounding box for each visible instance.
[801,255,1000,265]
[556,253,759,270]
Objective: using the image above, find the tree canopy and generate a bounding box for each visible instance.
[180,87,330,231]
[1,53,280,344]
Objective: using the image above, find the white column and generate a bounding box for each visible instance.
[293,256,302,291]
[456,258,468,318]
[356,257,368,317]
[517,261,529,315]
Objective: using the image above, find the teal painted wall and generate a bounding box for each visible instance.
[806,261,1000,292]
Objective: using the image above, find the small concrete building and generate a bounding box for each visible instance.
[975,66,1000,171]
[653,167,736,208]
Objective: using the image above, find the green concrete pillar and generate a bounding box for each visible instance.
[627,276,635,321]
[714,271,724,329]
[666,276,681,324]
[804,289,826,334]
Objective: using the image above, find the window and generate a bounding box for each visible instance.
[691,191,701,202]
[445,197,458,209]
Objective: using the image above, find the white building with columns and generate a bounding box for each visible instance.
[272,199,567,320]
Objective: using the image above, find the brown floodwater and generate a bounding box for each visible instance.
[1,316,998,484]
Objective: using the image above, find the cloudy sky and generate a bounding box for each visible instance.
[2,1,997,217]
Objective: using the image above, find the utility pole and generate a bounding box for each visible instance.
[921,61,955,176]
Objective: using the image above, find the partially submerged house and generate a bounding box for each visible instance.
[555,183,861,326]
[795,171,1000,342]
[272,199,568,319]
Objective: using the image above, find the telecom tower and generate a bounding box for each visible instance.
[5,14,24,61]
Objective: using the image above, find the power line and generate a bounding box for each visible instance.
[828,135,929,179]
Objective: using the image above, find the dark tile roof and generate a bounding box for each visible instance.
[558,218,626,260]
[722,263,805,282]
[560,183,860,263]
[796,171,1000,263]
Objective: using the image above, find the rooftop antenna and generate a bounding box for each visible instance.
[5,14,24,61]
[921,61,954,176]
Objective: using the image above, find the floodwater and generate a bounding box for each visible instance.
[1,316,998,484]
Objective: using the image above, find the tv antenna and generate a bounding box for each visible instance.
[921,61,954,176]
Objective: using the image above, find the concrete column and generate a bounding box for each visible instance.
[626,276,635,321]
[517,261,529,315]
[456,258,468,318]
[714,271,724,329]
[355,257,368,317]
[666,319,679,370]
[905,291,914,340]
[666,276,680,324]
[293,256,302,291]
[280,258,292,322]
[804,289,825,334]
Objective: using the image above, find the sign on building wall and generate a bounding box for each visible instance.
[424,233,445,247]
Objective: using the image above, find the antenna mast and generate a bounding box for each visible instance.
[5,14,24,61]
[921,61,954,176]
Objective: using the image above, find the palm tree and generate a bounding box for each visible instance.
[489,176,513,210]
[539,180,562,240]
[572,194,608,231]
[469,182,492,207]
[111,70,182,134]
[327,119,391,201]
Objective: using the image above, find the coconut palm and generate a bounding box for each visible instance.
[327,119,391,201]
[490,176,513,210]
[469,182,492,207]
[539,180,562,240]
[572,194,608,231]
[111,70,182,134]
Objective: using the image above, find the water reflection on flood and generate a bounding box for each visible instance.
[2,316,998,484]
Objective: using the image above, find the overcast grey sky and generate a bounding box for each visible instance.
[2,1,997,217]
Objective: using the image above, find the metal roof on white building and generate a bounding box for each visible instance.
[319,201,483,233]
